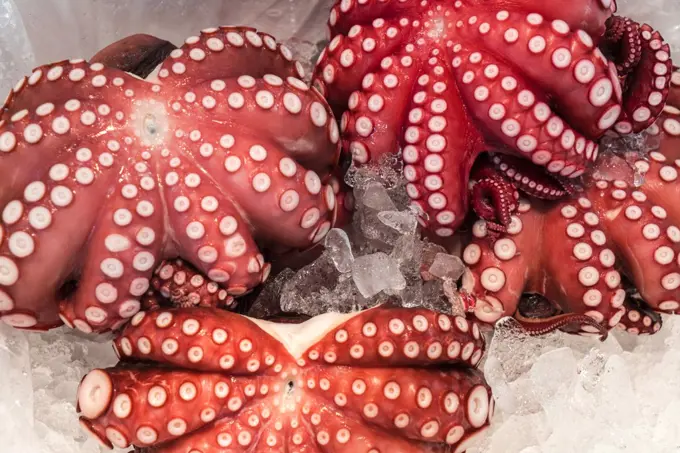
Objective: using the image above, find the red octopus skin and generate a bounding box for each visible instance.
[0,26,342,333]
[460,69,680,336]
[312,0,673,238]
[76,306,492,453]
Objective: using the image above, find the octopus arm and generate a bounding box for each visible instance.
[588,170,680,315]
[150,259,235,309]
[540,197,629,331]
[451,10,616,149]
[77,368,267,449]
[340,48,422,165]
[327,0,419,35]
[114,308,293,373]
[616,25,673,133]
[155,27,305,87]
[463,0,615,39]
[59,159,166,332]
[314,17,414,112]
[302,366,490,447]
[401,55,483,235]
[461,214,537,324]
[303,307,485,368]
[158,153,268,294]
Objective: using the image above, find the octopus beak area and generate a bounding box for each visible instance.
[77,369,113,420]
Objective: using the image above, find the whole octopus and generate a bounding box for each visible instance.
[0,1,676,452]
[0,27,343,333]
[313,0,673,236]
[77,306,492,452]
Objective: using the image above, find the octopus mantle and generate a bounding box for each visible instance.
[0,27,341,333]
[77,307,491,452]
[313,0,673,237]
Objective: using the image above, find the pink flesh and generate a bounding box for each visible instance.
[77,306,491,452]
[0,27,340,332]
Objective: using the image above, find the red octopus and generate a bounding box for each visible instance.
[460,68,680,337]
[76,306,492,452]
[0,27,342,333]
[312,0,674,237]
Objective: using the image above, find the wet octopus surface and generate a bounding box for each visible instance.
[313,0,673,237]
[461,69,680,336]
[0,27,343,333]
[77,306,492,453]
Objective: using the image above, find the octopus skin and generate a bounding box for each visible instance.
[76,306,492,453]
[312,0,674,237]
[0,26,343,333]
[460,69,680,336]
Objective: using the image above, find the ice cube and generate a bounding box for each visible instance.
[324,228,354,273]
[358,181,397,212]
[352,252,407,298]
[378,210,418,235]
[428,253,466,281]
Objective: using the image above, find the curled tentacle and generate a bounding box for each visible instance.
[489,153,575,200]
[515,312,609,341]
[471,177,516,232]
[603,16,642,76]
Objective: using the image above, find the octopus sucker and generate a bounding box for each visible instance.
[462,72,680,337]
[77,306,491,452]
[0,27,341,332]
[313,0,672,237]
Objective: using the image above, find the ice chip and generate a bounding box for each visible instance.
[359,181,397,212]
[324,228,354,273]
[352,252,407,298]
[378,210,418,235]
[428,253,466,281]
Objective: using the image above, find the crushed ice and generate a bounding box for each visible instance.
[467,315,680,453]
[248,166,468,318]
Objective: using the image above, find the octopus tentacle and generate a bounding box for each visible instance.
[60,157,166,332]
[156,27,306,86]
[453,10,621,142]
[150,259,235,309]
[159,153,267,295]
[514,312,608,340]
[603,16,641,76]
[589,178,680,315]
[398,52,483,236]
[77,368,264,449]
[470,176,516,232]
[79,306,492,452]
[611,24,673,134]
[341,48,423,166]
[314,17,413,114]
[489,153,571,200]
[113,308,292,373]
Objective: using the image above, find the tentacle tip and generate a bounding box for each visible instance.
[77,369,113,419]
